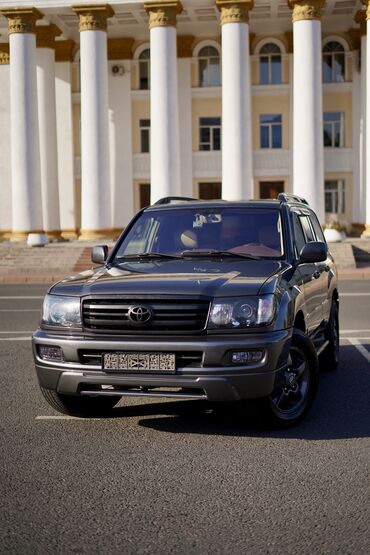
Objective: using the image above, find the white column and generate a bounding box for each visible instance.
[217,1,254,201]
[108,55,134,231]
[178,56,193,197]
[290,0,325,223]
[1,8,44,241]
[55,43,77,239]
[145,1,182,203]
[73,5,114,240]
[0,48,11,240]
[364,1,370,236]
[36,25,62,240]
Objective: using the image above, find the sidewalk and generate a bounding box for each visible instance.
[0,241,370,283]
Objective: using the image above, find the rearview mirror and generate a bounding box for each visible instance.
[91,245,108,265]
[299,241,327,264]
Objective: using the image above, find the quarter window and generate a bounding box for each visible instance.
[198,46,220,87]
[199,117,221,151]
[323,41,345,83]
[259,43,282,85]
[325,180,345,214]
[140,119,150,153]
[323,112,344,147]
[260,114,282,149]
[139,49,150,90]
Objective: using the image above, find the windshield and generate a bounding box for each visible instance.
[114,207,284,260]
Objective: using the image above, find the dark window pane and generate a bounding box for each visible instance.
[141,129,150,153]
[199,182,222,200]
[325,192,332,212]
[292,214,306,254]
[272,124,282,148]
[200,127,210,143]
[259,182,284,199]
[334,53,345,82]
[213,128,221,150]
[260,125,269,148]
[300,216,315,242]
[199,144,210,151]
[260,57,269,84]
[199,59,208,87]
[209,59,220,86]
[271,56,282,84]
[200,117,221,126]
[140,119,150,128]
[139,183,150,209]
[323,123,332,146]
[323,55,332,82]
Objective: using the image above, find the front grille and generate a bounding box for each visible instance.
[78,349,203,368]
[82,298,210,334]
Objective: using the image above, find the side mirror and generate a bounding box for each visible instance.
[299,241,327,264]
[91,245,109,265]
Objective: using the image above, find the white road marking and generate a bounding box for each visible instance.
[0,309,40,312]
[0,296,43,299]
[0,337,31,341]
[340,329,370,334]
[0,331,34,334]
[340,293,370,297]
[36,415,100,421]
[348,338,370,364]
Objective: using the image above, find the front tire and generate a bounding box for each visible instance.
[262,329,319,428]
[40,387,121,417]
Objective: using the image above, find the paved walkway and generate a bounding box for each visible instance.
[0,240,369,283]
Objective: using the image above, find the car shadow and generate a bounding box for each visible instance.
[110,344,370,440]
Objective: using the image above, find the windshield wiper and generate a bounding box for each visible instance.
[115,252,183,260]
[181,250,261,260]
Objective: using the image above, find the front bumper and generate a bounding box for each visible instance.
[32,329,292,402]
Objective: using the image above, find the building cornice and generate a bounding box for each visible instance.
[216,1,254,25]
[108,38,134,60]
[0,7,43,35]
[55,40,76,62]
[288,0,325,23]
[0,43,9,64]
[177,35,194,57]
[72,4,115,32]
[36,24,62,49]
[144,1,183,29]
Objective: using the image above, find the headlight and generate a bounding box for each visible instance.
[42,295,81,327]
[208,295,275,329]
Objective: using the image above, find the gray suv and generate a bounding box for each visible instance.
[32,194,339,427]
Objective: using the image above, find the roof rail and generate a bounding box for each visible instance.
[153,196,199,205]
[277,193,309,205]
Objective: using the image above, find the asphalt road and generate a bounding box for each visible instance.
[0,281,369,554]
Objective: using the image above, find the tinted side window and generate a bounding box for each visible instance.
[310,212,326,243]
[300,216,315,242]
[292,213,306,256]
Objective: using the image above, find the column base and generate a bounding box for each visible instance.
[61,229,79,240]
[0,230,12,241]
[9,230,45,242]
[46,230,64,242]
[78,228,118,241]
[351,223,366,237]
[361,224,370,238]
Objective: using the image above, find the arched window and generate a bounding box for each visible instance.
[323,41,345,83]
[259,43,282,85]
[139,48,150,90]
[198,46,220,87]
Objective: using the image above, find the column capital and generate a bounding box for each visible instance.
[354,10,367,36]
[144,1,183,29]
[0,43,9,64]
[72,4,115,32]
[36,24,62,49]
[288,1,325,23]
[216,1,254,25]
[0,7,43,35]
[361,1,370,21]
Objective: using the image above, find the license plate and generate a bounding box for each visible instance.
[102,352,176,373]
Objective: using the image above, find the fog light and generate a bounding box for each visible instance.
[231,350,265,364]
[38,345,64,362]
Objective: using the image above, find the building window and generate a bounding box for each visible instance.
[259,43,282,85]
[323,41,345,83]
[260,114,282,149]
[323,112,344,147]
[199,117,221,151]
[139,49,150,90]
[259,181,284,199]
[139,183,150,209]
[198,46,220,87]
[198,182,222,199]
[140,119,150,153]
[325,180,345,214]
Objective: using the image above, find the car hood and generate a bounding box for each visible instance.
[49,259,290,298]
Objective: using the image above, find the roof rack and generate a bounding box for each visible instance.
[277,193,309,205]
[153,196,199,205]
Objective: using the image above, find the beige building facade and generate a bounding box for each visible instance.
[0,0,368,240]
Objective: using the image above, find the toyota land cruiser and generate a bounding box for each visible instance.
[32,194,339,427]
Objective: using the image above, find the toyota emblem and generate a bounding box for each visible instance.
[128,305,153,325]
